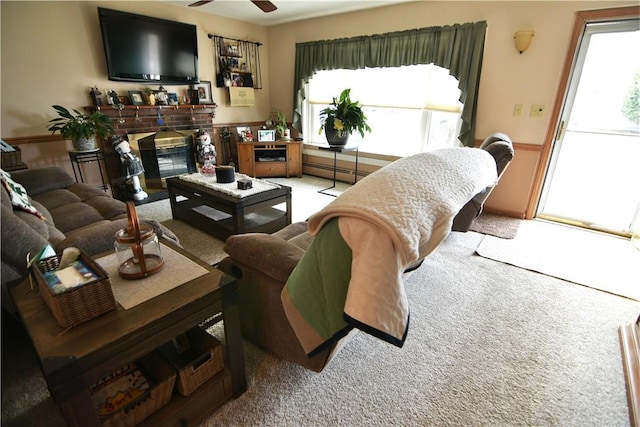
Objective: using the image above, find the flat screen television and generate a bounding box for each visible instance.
[98,7,199,84]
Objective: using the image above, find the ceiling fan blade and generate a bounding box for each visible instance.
[189,0,213,7]
[251,1,277,13]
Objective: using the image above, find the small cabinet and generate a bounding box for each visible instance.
[237,141,302,178]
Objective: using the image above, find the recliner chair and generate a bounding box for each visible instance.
[451,132,514,231]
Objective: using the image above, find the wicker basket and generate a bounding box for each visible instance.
[1,145,23,169]
[95,351,176,427]
[33,251,116,329]
[158,327,224,396]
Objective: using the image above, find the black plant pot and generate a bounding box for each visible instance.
[324,127,349,147]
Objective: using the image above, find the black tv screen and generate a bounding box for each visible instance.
[98,7,199,84]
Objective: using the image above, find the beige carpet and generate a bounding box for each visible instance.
[4,178,639,426]
[476,219,640,301]
[5,231,639,427]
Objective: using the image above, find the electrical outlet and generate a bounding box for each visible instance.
[513,104,523,117]
[530,105,545,117]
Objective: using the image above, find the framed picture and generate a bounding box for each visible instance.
[191,81,213,104]
[236,126,253,142]
[167,93,179,105]
[128,90,145,106]
[257,129,276,142]
[188,89,200,105]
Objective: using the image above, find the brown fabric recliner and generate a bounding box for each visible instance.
[218,144,504,372]
[451,132,515,231]
[218,222,345,372]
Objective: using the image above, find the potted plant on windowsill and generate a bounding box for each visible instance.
[47,105,114,152]
[318,88,371,147]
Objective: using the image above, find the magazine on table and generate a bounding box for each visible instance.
[42,260,100,295]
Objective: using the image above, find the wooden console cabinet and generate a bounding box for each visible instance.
[237,140,302,178]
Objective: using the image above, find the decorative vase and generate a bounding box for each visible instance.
[72,136,98,152]
[325,127,349,147]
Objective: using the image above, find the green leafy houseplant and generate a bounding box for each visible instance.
[47,105,113,151]
[318,88,371,139]
[268,109,288,138]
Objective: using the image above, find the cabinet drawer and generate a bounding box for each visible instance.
[255,162,286,177]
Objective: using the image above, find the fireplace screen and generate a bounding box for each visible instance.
[138,131,196,189]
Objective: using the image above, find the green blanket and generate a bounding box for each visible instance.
[281,218,353,355]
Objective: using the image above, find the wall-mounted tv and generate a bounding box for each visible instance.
[98,7,199,84]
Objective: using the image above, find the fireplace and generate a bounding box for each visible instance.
[88,104,216,201]
[127,130,197,193]
[137,131,197,189]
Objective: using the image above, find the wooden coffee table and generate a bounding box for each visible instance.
[166,175,292,240]
[10,241,246,427]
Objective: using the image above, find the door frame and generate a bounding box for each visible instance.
[526,5,640,220]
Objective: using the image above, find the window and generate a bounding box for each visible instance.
[305,64,464,157]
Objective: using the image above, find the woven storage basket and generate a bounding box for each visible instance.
[158,327,224,396]
[1,145,22,169]
[97,351,176,427]
[33,252,116,329]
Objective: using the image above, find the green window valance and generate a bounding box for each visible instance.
[292,21,487,147]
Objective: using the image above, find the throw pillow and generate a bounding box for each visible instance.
[1,169,44,219]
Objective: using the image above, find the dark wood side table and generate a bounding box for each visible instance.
[10,241,246,427]
[318,145,359,196]
[68,149,109,191]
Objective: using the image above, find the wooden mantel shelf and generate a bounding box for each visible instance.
[88,104,218,112]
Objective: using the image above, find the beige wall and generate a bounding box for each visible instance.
[1,1,633,215]
[266,0,631,145]
[0,0,271,138]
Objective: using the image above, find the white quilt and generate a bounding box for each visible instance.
[303,148,498,347]
[308,148,498,265]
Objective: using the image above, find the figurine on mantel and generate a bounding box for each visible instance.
[155,86,168,105]
[89,86,103,106]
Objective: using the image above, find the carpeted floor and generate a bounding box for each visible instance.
[476,219,640,301]
[3,231,638,426]
[2,176,638,426]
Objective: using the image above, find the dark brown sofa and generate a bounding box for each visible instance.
[1,166,177,314]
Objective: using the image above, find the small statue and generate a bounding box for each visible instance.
[107,90,124,110]
[196,130,216,174]
[89,86,103,106]
[155,85,168,106]
[111,136,148,201]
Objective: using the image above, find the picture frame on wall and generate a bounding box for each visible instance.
[128,90,145,106]
[191,81,213,104]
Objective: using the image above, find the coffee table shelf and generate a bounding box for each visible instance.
[10,241,245,427]
[167,176,292,240]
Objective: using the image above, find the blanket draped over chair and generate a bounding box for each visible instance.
[281,148,498,356]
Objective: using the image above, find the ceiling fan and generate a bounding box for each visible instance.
[189,1,277,13]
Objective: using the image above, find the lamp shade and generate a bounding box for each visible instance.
[514,30,535,53]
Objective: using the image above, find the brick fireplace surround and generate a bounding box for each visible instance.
[92,104,217,200]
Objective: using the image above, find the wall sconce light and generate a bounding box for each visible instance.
[514,30,535,54]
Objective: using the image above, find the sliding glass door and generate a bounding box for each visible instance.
[537,18,640,237]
